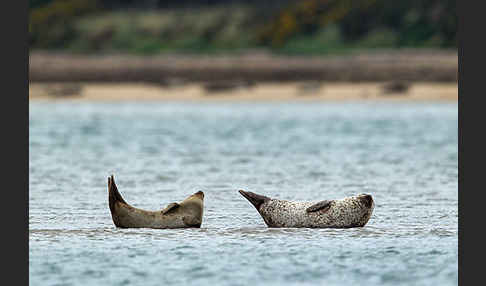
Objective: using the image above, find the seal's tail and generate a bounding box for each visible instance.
[108,175,127,214]
[238,190,270,210]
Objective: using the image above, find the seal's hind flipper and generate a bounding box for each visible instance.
[238,190,270,210]
[161,202,180,215]
[108,175,128,211]
[306,200,331,213]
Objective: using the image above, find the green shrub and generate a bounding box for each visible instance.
[29,0,99,48]
[356,28,398,48]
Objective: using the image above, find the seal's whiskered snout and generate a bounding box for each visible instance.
[359,194,373,208]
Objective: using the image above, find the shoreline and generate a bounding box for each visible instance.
[29,50,458,83]
[29,82,458,103]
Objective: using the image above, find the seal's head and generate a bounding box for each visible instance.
[180,190,205,208]
[191,190,205,199]
[357,193,374,226]
[171,190,205,227]
[336,193,374,227]
[357,193,374,209]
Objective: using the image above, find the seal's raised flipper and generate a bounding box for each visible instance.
[238,190,270,210]
[108,175,131,228]
[306,200,331,213]
[161,202,180,215]
[108,175,128,212]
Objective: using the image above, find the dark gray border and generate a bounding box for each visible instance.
[3,0,28,285]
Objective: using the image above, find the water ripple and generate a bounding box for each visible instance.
[29,102,458,286]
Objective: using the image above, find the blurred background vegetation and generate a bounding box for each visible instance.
[29,0,456,55]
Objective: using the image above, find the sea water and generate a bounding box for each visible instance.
[29,101,458,285]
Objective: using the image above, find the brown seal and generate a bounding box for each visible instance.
[108,175,204,229]
[239,190,374,228]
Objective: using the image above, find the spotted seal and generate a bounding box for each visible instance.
[238,190,374,228]
[108,175,204,229]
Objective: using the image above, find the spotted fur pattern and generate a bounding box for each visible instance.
[258,195,374,228]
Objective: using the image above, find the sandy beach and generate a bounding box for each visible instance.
[29,82,458,102]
